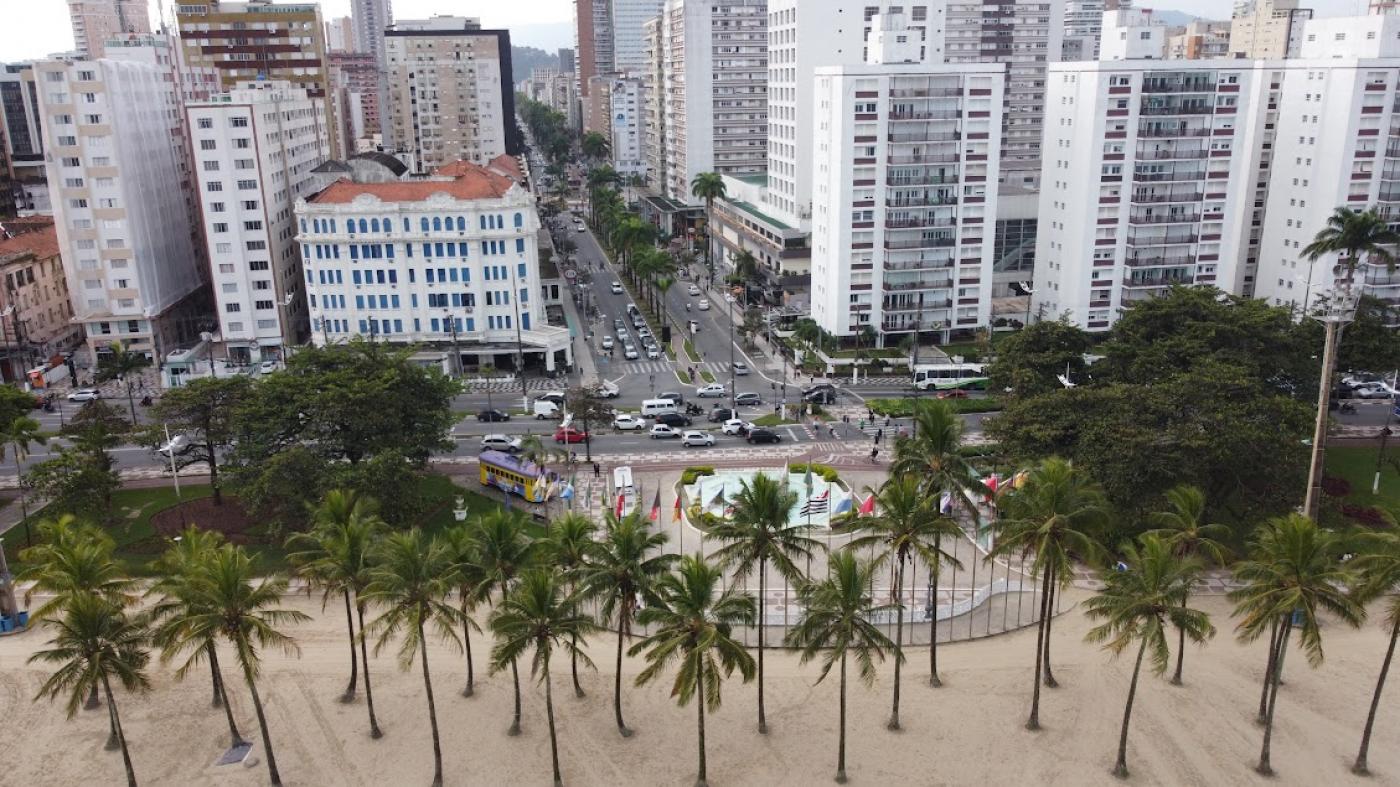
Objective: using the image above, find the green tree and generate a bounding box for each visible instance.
[1347,529,1400,775]
[542,512,598,698]
[847,476,961,728]
[708,472,817,734]
[578,511,677,736]
[18,515,134,624]
[145,376,251,506]
[581,131,612,163]
[987,319,1094,398]
[0,414,46,545]
[223,445,331,536]
[566,384,614,463]
[690,172,727,279]
[489,569,600,787]
[1084,534,1215,778]
[1302,206,1399,288]
[441,524,486,697]
[472,509,537,735]
[991,457,1108,729]
[785,551,896,783]
[93,341,151,424]
[1228,514,1365,776]
[1334,295,1400,374]
[631,554,757,787]
[29,594,150,786]
[363,530,463,787]
[1142,485,1231,685]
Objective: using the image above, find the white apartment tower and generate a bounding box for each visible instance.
[1031,60,1276,331]
[67,0,151,60]
[35,38,220,361]
[642,15,667,188]
[609,77,646,175]
[186,82,330,363]
[659,0,768,203]
[810,15,1005,339]
[351,0,393,141]
[611,0,666,76]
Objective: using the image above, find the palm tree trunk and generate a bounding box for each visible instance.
[1171,596,1189,686]
[105,681,121,751]
[125,383,137,426]
[208,644,245,747]
[86,682,101,710]
[930,538,942,688]
[1113,636,1150,778]
[889,553,905,731]
[545,659,563,787]
[1041,561,1058,688]
[569,632,586,698]
[418,620,444,787]
[614,618,633,737]
[240,648,283,786]
[1257,616,1283,724]
[508,657,523,736]
[1353,613,1399,775]
[460,601,475,697]
[757,558,768,734]
[341,589,358,702]
[356,602,383,739]
[101,674,137,787]
[836,650,848,784]
[1257,615,1294,776]
[696,658,708,787]
[1026,567,1052,731]
[207,641,223,708]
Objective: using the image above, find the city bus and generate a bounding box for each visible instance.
[613,465,638,517]
[911,362,989,391]
[479,450,548,503]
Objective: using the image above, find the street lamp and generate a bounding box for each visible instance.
[1303,288,1360,519]
[443,310,463,377]
[728,295,737,411]
[199,331,217,378]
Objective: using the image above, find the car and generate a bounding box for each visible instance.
[804,389,837,405]
[576,225,586,233]
[611,281,624,294]
[735,392,762,406]
[650,424,681,439]
[67,388,101,402]
[654,412,693,428]
[533,400,561,419]
[158,433,193,456]
[554,427,589,444]
[632,317,646,329]
[259,360,279,374]
[721,418,751,436]
[614,318,626,332]
[537,391,568,405]
[682,430,715,447]
[601,335,615,349]
[1354,384,1395,399]
[623,345,639,360]
[746,428,781,444]
[937,388,970,400]
[646,345,661,359]
[476,409,511,422]
[708,407,737,423]
[696,383,726,398]
[613,413,647,430]
[658,391,684,405]
[595,380,620,398]
[697,299,711,311]
[481,434,523,453]
[636,326,651,338]
[732,361,749,376]
[802,382,837,397]
[688,284,701,296]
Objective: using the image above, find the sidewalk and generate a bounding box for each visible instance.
[559,287,602,384]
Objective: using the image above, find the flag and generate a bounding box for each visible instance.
[833,495,853,515]
[803,463,813,493]
[560,484,575,501]
[859,493,876,516]
[709,486,727,508]
[649,488,662,521]
[672,494,682,522]
[615,492,625,518]
[799,498,829,516]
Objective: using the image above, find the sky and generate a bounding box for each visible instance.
[0,0,1374,63]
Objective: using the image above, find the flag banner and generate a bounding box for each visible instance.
[832,496,853,515]
[859,493,876,516]
[672,494,683,522]
[803,463,814,492]
[709,486,727,508]
[615,492,625,517]
[649,488,662,521]
[800,497,830,516]
[560,484,575,501]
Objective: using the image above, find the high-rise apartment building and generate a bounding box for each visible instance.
[174,2,339,157]
[186,82,328,363]
[67,0,151,60]
[1228,0,1312,59]
[558,48,575,74]
[658,0,768,203]
[610,0,666,76]
[609,77,645,175]
[325,16,356,52]
[35,38,220,361]
[384,17,520,172]
[328,51,381,148]
[641,16,667,188]
[1063,0,1128,62]
[810,15,1005,340]
[0,65,48,214]
[1100,9,1168,61]
[576,0,615,134]
[1168,20,1234,60]
[352,0,392,58]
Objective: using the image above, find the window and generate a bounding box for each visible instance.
[218,263,235,274]
[236,180,256,190]
[215,242,233,254]
[225,303,242,313]
[235,159,254,170]
[242,200,258,210]
[246,240,266,251]
[255,300,274,310]
[243,221,263,231]
[199,140,217,150]
[197,118,213,129]
[230,117,249,128]
[253,280,270,290]
[206,181,224,192]
[249,260,269,271]
[212,223,229,233]
[210,202,225,213]
[234,138,250,149]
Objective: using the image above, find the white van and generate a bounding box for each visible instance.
[640,398,679,417]
[533,400,561,419]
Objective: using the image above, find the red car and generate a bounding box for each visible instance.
[554,427,589,444]
[937,389,970,399]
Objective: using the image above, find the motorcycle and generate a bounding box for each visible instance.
[140,395,153,407]
[1339,401,1358,415]
[684,403,703,416]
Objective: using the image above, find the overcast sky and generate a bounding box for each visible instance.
[0,0,1372,63]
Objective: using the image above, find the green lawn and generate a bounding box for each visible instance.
[751,414,794,428]
[867,397,1004,417]
[700,370,717,383]
[1326,446,1400,511]
[684,340,702,363]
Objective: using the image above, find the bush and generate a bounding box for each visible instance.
[867,397,1004,418]
[680,466,716,485]
[789,462,840,483]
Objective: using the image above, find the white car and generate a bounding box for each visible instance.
[611,281,623,294]
[259,360,279,374]
[613,413,647,431]
[697,299,711,311]
[650,424,682,439]
[1354,384,1394,399]
[721,418,750,436]
[646,345,662,359]
[577,225,586,233]
[158,433,192,456]
[623,345,639,360]
[601,335,615,349]
[67,388,101,402]
[733,361,749,375]
[681,430,715,447]
[596,380,620,398]
[481,434,523,453]
[688,284,700,296]
[696,383,726,398]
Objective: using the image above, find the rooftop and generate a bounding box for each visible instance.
[730,199,793,231]
[310,161,516,205]
[734,173,767,186]
[0,217,58,262]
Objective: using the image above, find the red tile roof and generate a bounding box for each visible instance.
[486,153,523,181]
[0,218,59,261]
[311,161,516,204]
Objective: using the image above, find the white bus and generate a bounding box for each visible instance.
[911,362,989,391]
[613,466,638,516]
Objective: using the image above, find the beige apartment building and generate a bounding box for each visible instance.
[1228,0,1313,59]
[67,0,151,59]
[0,217,83,378]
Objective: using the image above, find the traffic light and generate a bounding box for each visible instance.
[661,325,671,343]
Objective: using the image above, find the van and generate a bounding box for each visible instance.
[640,398,679,417]
[533,400,561,419]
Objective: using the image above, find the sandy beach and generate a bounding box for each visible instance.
[1,590,1396,786]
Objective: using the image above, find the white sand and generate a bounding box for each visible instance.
[1,591,1396,786]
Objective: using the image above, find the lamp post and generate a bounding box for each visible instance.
[728,295,737,412]
[443,309,463,376]
[0,305,14,383]
[199,331,217,379]
[1303,288,1360,519]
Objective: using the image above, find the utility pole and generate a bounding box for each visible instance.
[728,296,737,411]
[1304,291,1358,519]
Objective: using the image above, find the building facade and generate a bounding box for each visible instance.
[575,0,614,133]
[187,82,329,364]
[328,51,381,149]
[0,65,46,215]
[326,16,356,52]
[384,17,520,172]
[610,0,666,76]
[296,162,572,372]
[67,0,151,60]
[1168,19,1233,60]
[641,15,667,188]
[1100,9,1168,61]
[1228,0,1312,59]
[0,217,82,376]
[608,77,645,175]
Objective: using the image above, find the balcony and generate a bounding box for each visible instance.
[1130,190,1203,204]
[1138,126,1212,138]
[889,87,963,98]
[887,195,959,208]
[1126,254,1197,268]
[1135,148,1209,161]
[1123,275,1194,289]
[882,278,954,291]
[1128,211,1200,225]
[1139,103,1215,116]
[887,154,960,165]
[1141,79,1217,94]
[887,175,960,187]
[1133,169,1208,183]
[888,132,961,143]
[888,110,962,121]
[884,237,956,250]
[883,257,954,272]
[1128,231,1199,246]
[884,216,957,229]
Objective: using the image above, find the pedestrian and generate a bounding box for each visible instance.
[842,414,849,425]
[867,408,874,421]
[870,447,879,463]
[884,416,891,427]
[592,462,600,477]
[828,425,836,439]
[875,428,883,445]
[859,418,865,430]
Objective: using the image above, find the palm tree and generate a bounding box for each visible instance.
[441,523,486,697]
[0,415,46,546]
[1302,206,1399,289]
[1084,535,1215,778]
[363,530,463,787]
[785,551,896,783]
[1228,513,1365,776]
[846,475,961,729]
[690,172,727,280]
[631,554,756,787]
[709,472,817,734]
[29,594,150,787]
[94,340,151,424]
[472,509,537,735]
[543,512,598,698]
[578,511,677,737]
[1142,485,1231,685]
[284,489,385,736]
[1349,529,1400,775]
[489,569,600,787]
[581,131,612,164]
[147,526,246,748]
[991,457,1108,730]
[169,545,310,786]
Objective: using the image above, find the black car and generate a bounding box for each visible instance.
[802,383,837,397]
[476,409,511,422]
[735,392,763,406]
[746,428,780,444]
[708,407,737,423]
[654,412,693,428]
[804,389,837,405]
